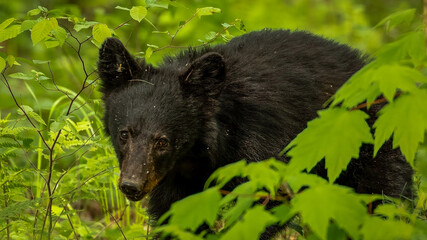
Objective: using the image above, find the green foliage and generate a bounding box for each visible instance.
[285,108,373,183]
[130,6,148,23]
[161,188,222,232]
[0,0,426,240]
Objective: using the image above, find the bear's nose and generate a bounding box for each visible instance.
[120,181,142,196]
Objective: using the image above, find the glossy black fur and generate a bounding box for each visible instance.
[98,29,413,239]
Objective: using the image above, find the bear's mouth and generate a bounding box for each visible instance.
[123,191,147,201]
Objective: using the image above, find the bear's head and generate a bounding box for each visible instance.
[98,38,226,201]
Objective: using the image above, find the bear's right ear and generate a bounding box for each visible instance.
[98,38,141,94]
[179,52,226,98]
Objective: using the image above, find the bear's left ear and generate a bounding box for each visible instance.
[98,38,141,95]
[179,52,226,98]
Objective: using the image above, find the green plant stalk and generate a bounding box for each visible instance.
[1,161,10,240]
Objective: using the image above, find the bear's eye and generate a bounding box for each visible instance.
[155,138,169,150]
[119,130,130,141]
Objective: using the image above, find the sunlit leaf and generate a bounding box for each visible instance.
[17,105,34,115]
[376,31,426,64]
[6,55,15,67]
[0,25,21,43]
[0,18,15,31]
[292,184,367,240]
[285,108,373,183]
[361,217,413,240]
[9,72,34,80]
[92,23,111,43]
[31,18,58,45]
[168,188,221,231]
[115,6,130,11]
[375,9,416,30]
[44,40,59,48]
[33,60,50,64]
[220,206,277,240]
[156,225,203,240]
[0,57,5,71]
[73,21,97,32]
[220,182,258,226]
[130,6,148,22]
[374,90,427,166]
[28,111,46,125]
[52,27,68,46]
[245,161,281,196]
[146,0,168,9]
[145,47,153,60]
[372,64,424,102]
[21,20,38,31]
[27,8,41,16]
[205,160,246,189]
[196,7,221,18]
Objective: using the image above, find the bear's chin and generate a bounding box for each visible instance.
[124,192,147,202]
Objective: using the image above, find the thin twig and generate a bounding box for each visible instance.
[109,210,128,240]
[94,207,128,239]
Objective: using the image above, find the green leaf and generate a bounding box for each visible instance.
[33,60,50,64]
[220,205,277,240]
[50,120,66,132]
[9,72,35,80]
[375,9,416,30]
[0,57,6,72]
[373,64,424,102]
[115,6,131,11]
[245,161,281,196]
[205,160,246,189]
[271,205,294,225]
[196,7,221,18]
[38,6,48,12]
[374,204,414,222]
[21,20,38,31]
[331,62,382,108]
[31,18,58,45]
[374,90,427,166]
[28,111,46,125]
[204,31,216,41]
[6,55,15,67]
[286,173,328,192]
[44,40,59,48]
[146,0,168,9]
[92,23,111,43]
[220,182,258,226]
[0,57,5,71]
[146,44,159,48]
[156,225,203,240]
[8,71,49,81]
[376,31,426,64]
[361,217,413,240]
[286,108,373,183]
[73,21,97,32]
[17,105,34,115]
[52,27,68,46]
[168,188,221,231]
[292,184,367,240]
[145,47,153,59]
[27,8,42,16]
[130,6,148,22]
[0,25,21,43]
[0,18,15,31]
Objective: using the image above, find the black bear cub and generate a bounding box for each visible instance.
[98,29,412,237]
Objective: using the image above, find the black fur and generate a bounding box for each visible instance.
[98,29,413,239]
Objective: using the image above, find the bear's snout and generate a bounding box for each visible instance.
[120,180,142,196]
